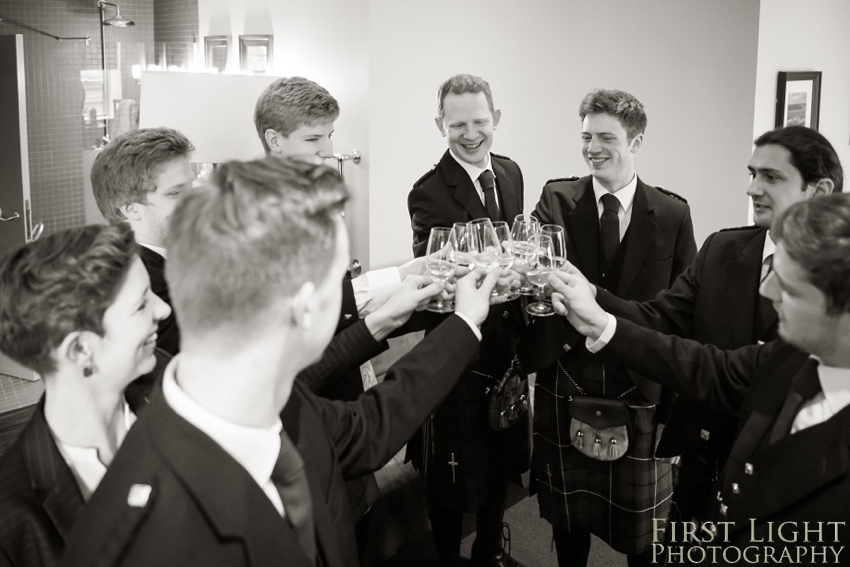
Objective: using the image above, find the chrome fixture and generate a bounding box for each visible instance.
[98,1,135,27]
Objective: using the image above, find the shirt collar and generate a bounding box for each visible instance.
[762,232,776,263]
[55,400,137,500]
[162,358,282,492]
[815,360,850,416]
[139,242,167,260]
[449,149,494,186]
[591,174,637,213]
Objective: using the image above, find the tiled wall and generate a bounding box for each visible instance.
[153,0,198,69]
[0,0,196,237]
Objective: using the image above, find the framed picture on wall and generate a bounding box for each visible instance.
[774,71,822,130]
[239,35,274,74]
[204,36,230,73]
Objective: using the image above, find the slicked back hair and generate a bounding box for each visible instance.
[254,77,340,153]
[436,74,496,121]
[578,89,647,142]
[166,156,350,339]
[0,223,137,376]
[772,192,850,315]
[91,127,194,224]
[755,126,843,193]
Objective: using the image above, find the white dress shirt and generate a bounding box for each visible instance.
[138,242,167,260]
[791,361,850,434]
[592,174,637,241]
[449,150,500,210]
[351,267,402,316]
[162,360,287,516]
[55,401,137,501]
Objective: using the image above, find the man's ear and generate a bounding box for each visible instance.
[492,109,502,129]
[435,117,446,137]
[809,177,835,197]
[289,280,317,330]
[265,128,283,154]
[119,202,141,222]
[630,133,644,153]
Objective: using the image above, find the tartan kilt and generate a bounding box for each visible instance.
[531,363,673,555]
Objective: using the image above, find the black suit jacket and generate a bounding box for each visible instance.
[60,314,480,567]
[595,226,775,455]
[521,175,697,406]
[603,322,850,556]
[406,151,530,508]
[139,247,180,356]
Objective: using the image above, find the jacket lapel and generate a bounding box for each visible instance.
[22,399,86,542]
[723,228,768,342]
[145,390,312,567]
[567,179,601,283]
[616,179,656,296]
[440,150,490,221]
[492,158,520,222]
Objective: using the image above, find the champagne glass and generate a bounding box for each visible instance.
[511,215,540,295]
[491,220,518,300]
[541,224,567,271]
[425,227,456,313]
[526,234,555,317]
[450,222,474,270]
[468,218,501,273]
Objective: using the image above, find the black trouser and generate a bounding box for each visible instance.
[552,528,653,567]
[429,479,510,567]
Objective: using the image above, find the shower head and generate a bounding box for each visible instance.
[97,1,134,27]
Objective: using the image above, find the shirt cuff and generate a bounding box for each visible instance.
[352,267,403,316]
[454,312,483,342]
[585,314,617,353]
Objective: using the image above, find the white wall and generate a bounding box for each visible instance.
[369,0,761,268]
[198,0,371,265]
[753,0,850,177]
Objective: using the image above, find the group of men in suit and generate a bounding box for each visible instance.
[1,66,847,567]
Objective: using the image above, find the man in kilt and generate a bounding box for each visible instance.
[519,89,696,566]
[407,74,530,567]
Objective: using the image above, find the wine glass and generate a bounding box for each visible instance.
[467,218,501,273]
[526,234,555,317]
[450,222,475,270]
[541,224,567,271]
[491,220,518,300]
[511,215,540,295]
[425,227,456,313]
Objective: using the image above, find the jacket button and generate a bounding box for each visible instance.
[719,504,728,516]
[700,429,710,441]
[732,483,740,494]
[744,463,754,475]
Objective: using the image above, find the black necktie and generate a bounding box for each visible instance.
[478,170,501,221]
[769,360,822,443]
[272,431,316,563]
[599,193,620,263]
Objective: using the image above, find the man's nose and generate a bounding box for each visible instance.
[746,177,762,197]
[586,137,601,153]
[317,138,335,160]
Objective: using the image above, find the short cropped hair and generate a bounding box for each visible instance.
[436,74,496,121]
[254,77,340,153]
[91,127,194,224]
[166,157,349,337]
[772,192,850,315]
[0,223,137,376]
[578,89,647,141]
[754,126,843,193]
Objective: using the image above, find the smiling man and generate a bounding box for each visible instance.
[407,74,529,567]
[92,127,196,356]
[547,192,850,563]
[521,88,696,567]
[583,125,842,540]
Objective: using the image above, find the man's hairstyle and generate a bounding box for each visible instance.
[91,127,195,224]
[166,156,349,338]
[772,192,850,315]
[254,77,340,153]
[578,89,647,141]
[436,74,495,121]
[754,126,844,193]
[0,223,137,376]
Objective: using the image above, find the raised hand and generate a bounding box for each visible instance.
[454,269,500,327]
[547,271,608,341]
[365,275,443,341]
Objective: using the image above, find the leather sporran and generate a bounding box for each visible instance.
[569,396,630,461]
[486,356,529,431]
